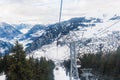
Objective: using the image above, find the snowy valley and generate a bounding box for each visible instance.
[0,15,120,80]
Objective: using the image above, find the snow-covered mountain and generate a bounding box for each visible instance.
[21,24,46,40]
[0,15,120,80]
[25,15,120,62]
[14,23,33,34]
[0,22,22,40]
[26,17,101,53]
[0,15,120,57]
[0,40,12,56]
[0,22,22,54]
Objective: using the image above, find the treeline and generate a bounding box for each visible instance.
[63,46,120,79]
[80,46,120,77]
[0,41,55,80]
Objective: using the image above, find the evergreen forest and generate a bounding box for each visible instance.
[0,41,55,80]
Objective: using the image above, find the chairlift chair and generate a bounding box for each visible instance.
[76,58,81,68]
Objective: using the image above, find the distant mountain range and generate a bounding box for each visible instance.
[26,17,101,53]
[0,22,22,39]
[0,40,12,56]
[0,15,120,57]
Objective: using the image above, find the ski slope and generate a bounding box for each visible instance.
[0,74,5,80]
[54,67,69,80]
[27,41,70,80]
[27,41,70,61]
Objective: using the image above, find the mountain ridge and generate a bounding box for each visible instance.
[0,15,120,56]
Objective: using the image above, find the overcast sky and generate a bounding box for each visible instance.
[0,0,120,24]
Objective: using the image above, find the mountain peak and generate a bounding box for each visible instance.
[0,22,22,39]
[110,15,120,20]
[0,22,10,27]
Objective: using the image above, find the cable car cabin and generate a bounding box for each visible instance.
[55,67,59,70]
[76,58,81,68]
[55,63,59,70]
[55,61,61,70]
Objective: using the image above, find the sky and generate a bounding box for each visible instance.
[0,0,120,24]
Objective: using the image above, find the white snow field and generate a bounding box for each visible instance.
[0,74,5,80]
[54,67,69,80]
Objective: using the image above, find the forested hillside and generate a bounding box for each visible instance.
[0,41,55,80]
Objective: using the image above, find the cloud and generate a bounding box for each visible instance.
[0,0,60,24]
[0,0,120,24]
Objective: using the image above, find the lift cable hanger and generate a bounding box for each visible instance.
[55,0,63,69]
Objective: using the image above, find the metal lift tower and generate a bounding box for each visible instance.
[58,0,81,80]
[69,42,80,80]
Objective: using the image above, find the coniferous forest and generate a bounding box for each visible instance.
[0,41,55,80]
[79,48,120,79]
[1,41,120,80]
[63,46,120,80]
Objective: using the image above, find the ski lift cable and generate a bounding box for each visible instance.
[95,20,120,37]
[57,0,85,43]
[57,0,81,46]
[57,0,63,41]
[87,20,120,53]
[99,20,120,35]
[59,0,63,23]
[56,0,63,66]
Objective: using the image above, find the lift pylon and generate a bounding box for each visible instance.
[70,42,80,80]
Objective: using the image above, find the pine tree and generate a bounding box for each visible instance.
[6,41,34,80]
[0,41,55,80]
[34,57,55,80]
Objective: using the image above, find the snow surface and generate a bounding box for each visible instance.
[26,42,71,80]
[20,29,30,34]
[0,74,5,80]
[54,67,69,80]
[27,41,70,61]
[15,24,33,34]
[73,19,120,39]
[30,30,45,37]
[26,17,120,80]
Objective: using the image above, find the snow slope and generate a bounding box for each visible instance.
[14,24,33,34]
[26,41,70,80]
[28,15,120,58]
[54,67,69,80]
[27,41,70,61]
[77,18,120,38]
[26,16,120,80]
[0,74,5,80]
